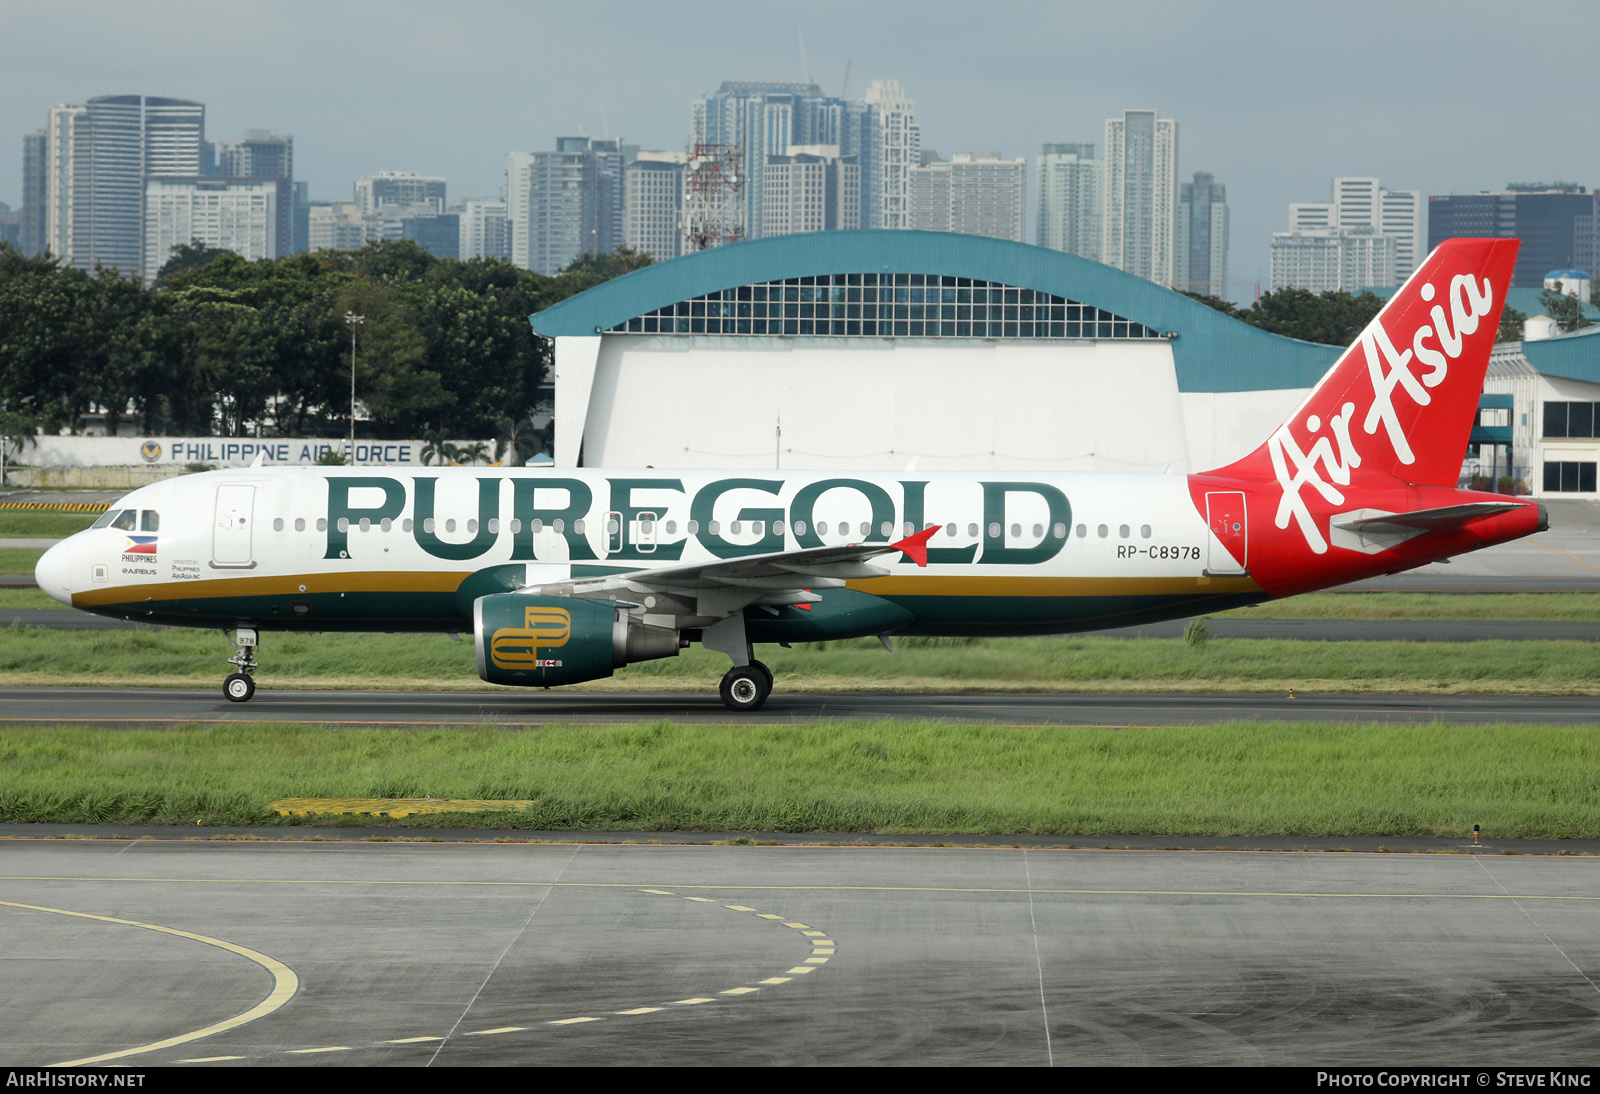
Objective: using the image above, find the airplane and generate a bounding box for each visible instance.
[34,237,1544,711]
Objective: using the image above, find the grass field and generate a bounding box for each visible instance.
[0,510,100,538]
[0,623,1593,694]
[0,720,1594,838]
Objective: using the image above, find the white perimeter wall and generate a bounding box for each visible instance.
[578,336,1216,473]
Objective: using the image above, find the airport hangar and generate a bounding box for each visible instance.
[529,229,1339,478]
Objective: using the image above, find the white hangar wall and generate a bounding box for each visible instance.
[576,336,1203,473]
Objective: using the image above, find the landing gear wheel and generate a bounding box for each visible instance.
[719,664,772,712]
[223,672,255,703]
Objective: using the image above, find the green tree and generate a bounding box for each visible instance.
[1496,306,1528,343]
[1539,288,1590,334]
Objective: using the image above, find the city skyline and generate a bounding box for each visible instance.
[4,1,1598,300]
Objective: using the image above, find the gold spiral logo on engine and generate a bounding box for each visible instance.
[489,606,571,669]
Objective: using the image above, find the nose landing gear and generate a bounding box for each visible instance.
[223,626,258,703]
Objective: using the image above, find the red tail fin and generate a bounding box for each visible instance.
[1213,237,1519,490]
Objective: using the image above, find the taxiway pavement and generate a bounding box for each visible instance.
[2,685,1594,726]
[1,838,1596,1067]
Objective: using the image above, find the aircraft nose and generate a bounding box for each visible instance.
[34,539,73,606]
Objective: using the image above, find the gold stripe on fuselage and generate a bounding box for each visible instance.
[72,570,1263,610]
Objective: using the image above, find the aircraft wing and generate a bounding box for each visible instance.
[519,525,940,618]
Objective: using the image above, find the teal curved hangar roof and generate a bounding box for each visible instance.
[529,230,1341,394]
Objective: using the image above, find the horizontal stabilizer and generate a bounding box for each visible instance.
[1332,501,1524,536]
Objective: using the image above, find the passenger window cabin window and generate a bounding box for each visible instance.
[316,518,327,532]
[446,519,457,533]
[1119,525,1130,538]
[1141,525,1152,538]
[574,519,585,535]
[1053,523,1066,538]
[273,518,284,532]
[403,519,413,532]
[337,518,350,532]
[530,519,543,533]
[988,523,1001,539]
[294,518,305,532]
[1076,524,1086,537]
[1097,524,1108,538]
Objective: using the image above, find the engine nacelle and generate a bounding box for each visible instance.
[473,593,682,687]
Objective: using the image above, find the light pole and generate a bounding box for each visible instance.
[344,310,364,464]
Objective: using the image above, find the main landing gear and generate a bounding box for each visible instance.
[719,660,773,713]
[223,625,258,703]
[703,615,773,712]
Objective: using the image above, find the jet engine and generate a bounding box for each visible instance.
[473,593,683,687]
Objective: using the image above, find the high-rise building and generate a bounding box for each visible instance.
[307,201,367,252]
[908,152,1026,241]
[1428,184,1597,287]
[20,130,47,256]
[862,80,919,230]
[402,212,460,260]
[354,171,446,217]
[36,94,205,278]
[763,145,860,237]
[506,137,626,275]
[1274,176,1422,291]
[1270,227,1395,293]
[622,152,685,262]
[0,202,20,250]
[459,199,511,262]
[1174,171,1229,296]
[1102,109,1179,285]
[213,130,298,255]
[691,81,885,240]
[1036,142,1101,261]
[143,176,286,275]
[216,130,292,181]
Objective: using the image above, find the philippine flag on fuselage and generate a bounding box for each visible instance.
[123,536,157,555]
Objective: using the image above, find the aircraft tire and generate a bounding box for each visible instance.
[750,659,773,690]
[223,673,256,703]
[719,665,771,712]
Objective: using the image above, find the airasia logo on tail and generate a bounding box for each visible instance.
[1268,271,1495,554]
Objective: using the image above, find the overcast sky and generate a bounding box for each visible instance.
[4,0,1595,297]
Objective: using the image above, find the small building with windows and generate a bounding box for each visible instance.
[528,230,1346,474]
[1486,324,1600,497]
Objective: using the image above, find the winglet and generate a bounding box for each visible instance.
[890,525,941,567]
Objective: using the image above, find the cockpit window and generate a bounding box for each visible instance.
[91,509,120,529]
[141,510,159,532]
[110,510,137,531]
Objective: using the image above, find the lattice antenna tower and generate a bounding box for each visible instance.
[681,142,746,252]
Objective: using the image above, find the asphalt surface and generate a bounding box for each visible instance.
[2,839,1597,1067]
[3,686,1596,727]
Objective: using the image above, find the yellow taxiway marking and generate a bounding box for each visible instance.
[16,884,835,1064]
[0,900,300,1069]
